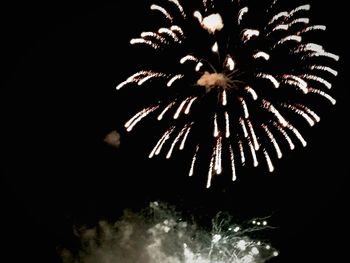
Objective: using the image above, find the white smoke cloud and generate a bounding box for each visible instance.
[61,202,278,263]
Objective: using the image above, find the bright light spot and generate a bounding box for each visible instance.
[251,247,259,255]
[212,234,222,243]
[202,13,224,34]
[237,240,247,251]
[212,42,219,53]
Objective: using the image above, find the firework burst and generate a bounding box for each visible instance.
[116,0,338,187]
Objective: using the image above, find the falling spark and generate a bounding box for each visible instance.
[125,106,159,132]
[262,124,282,159]
[158,102,176,120]
[309,65,338,76]
[238,7,248,25]
[179,123,193,150]
[174,98,190,119]
[257,73,280,88]
[245,86,258,100]
[166,126,189,159]
[229,145,236,181]
[253,51,270,61]
[263,149,274,172]
[189,145,199,176]
[150,4,173,22]
[213,114,219,137]
[238,140,246,165]
[224,112,230,138]
[288,125,307,147]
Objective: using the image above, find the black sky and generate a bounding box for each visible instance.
[1,0,349,262]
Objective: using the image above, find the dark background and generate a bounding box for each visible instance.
[1,0,348,262]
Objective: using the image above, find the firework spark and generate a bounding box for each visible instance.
[116,0,338,187]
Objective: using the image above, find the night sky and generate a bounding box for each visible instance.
[1,0,349,262]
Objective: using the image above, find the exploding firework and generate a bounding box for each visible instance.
[116,0,339,187]
[61,202,278,263]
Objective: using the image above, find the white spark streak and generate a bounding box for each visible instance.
[155,127,175,155]
[247,119,259,151]
[168,0,186,18]
[273,122,295,150]
[207,154,214,188]
[170,25,184,37]
[140,32,167,44]
[116,71,152,90]
[309,65,338,76]
[179,124,193,150]
[225,112,230,138]
[193,11,202,23]
[306,51,339,61]
[275,35,302,47]
[174,98,190,119]
[268,11,288,25]
[289,18,309,26]
[281,103,315,126]
[158,102,176,121]
[180,55,198,64]
[287,125,307,147]
[238,140,246,165]
[166,126,188,159]
[290,4,311,16]
[222,89,228,106]
[263,149,274,172]
[299,25,326,34]
[149,127,174,158]
[262,100,288,127]
[245,86,258,100]
[214,136,223,174]
[213,114,219,137]
[308,88,336,105]
[150,4,173,22]
[125,106,159,132]
[167,74,184,87]
[238,7,248,25]
[242,29,260,42]
[131,72,166,86]
[257,73,280,88]
[130,38,159,49]
[229,145,237,181]
[262,124,282,159]
[149,133,168,158]
[240,117,248,138]
[239,97,249,119]
[185,97,197,114]
[282,75,308,94]
[296,104,321,122]
[158,28,179,42]
[253,51,270,61]
[270,24,289,33]
[248,140,259,167]
[301,74,332,89]
[189,145,199,177]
